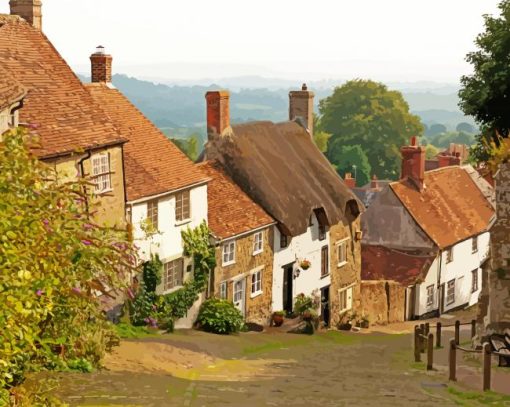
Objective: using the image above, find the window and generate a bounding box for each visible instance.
[472,236,478,253]
[163,258,184,291]
[319,225,326,241]
[234,280,243,303]
[447,279,455,305]
[321,246,329,277]
[426,285,434,307]
[175,190,191,222]
[147,200,158,229]
[251,270,262,297]
[253,231,263,255]
[219,281,228,299]
[91,153,111,193]
[446,247,454,263]
[280,233,288,248]
[472,269,479,293]
[338,286,353,313]
[337,240,348,267]
[222,240,236,266]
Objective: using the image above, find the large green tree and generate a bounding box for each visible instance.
[326,143,371,187]
[319,80,424,180]
[459,0,510,162]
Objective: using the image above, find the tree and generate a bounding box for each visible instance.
[459,0,510,161]
[0,128,136,400]
[425,144,439,160]
[425,123,447,137]
[319,80,424,180]
[429,131,476,149]
[326,143,371,187]
[456,122,476,134]
[171,134,200,161]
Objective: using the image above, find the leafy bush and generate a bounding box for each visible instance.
[294,293,314,315]
[67,358,93,373]
[196,298,244,334]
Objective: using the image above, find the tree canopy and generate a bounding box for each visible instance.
[326,143,371,187]
[319,80,424,180]
[459,0,510,161]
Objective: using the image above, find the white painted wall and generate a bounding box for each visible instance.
[414,231,489,318]
[272,213,331,312]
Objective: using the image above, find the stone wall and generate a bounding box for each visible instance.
[329,217,362,326]
[213,227,274,325]
[360,281,406,325]
[478,161,510,335]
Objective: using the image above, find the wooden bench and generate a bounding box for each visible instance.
[489,335,510,367]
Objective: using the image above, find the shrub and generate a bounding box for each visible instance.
[294,293,314,315]
[196,298,244,334]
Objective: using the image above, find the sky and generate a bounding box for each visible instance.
[0,0,502,83]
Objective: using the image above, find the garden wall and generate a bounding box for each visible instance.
[360,280,405,325]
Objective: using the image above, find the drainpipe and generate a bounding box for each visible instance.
[77,150,92,217]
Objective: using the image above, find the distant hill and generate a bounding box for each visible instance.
[79,74,477,141]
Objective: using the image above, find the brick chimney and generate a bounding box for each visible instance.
[10,0,42,30]
[205,91,230,139]
[370,174,379,189]
[289,83,315,139]
[400,136,425,191]
[90,46,113,84]
[344,172,356,188]
[438,152,461,168]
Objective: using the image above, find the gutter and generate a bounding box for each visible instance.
[9,99,24,123]
[40,139,128,161]
[126,179,211,205]
[213,222,278,244]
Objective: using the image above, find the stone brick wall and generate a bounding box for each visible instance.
[329,217,362,326]
[90,53,113,83]
[360,280,406,325]
[213,227,274,325]
[479,161,510,335]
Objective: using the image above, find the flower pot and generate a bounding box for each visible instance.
[360,321,369,329]
[338,323,352,331]
[272,314,284,327]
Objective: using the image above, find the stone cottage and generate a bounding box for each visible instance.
[201,86,364,327]
[198,161,276,325]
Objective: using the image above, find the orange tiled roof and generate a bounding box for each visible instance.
[390,166,494,249]
[85,83,209,201]
[197,161,275,240]
[0,65,25,110]
[0,15,125,157]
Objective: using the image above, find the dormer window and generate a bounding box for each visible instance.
[91,153,112,193]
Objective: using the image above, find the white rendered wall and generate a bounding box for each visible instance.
[272,213,331,312]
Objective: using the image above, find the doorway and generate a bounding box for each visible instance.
[321,286,330,327]
[282,264,294,314]
[233,278,246,317]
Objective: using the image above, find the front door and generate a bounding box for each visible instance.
[321,286,331,327]
[282,264,294,314]
[233,278,245,317]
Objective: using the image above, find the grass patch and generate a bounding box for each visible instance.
[447,386,510,406]
[114,323,155,339]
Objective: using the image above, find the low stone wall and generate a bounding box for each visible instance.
[360,280,406,325]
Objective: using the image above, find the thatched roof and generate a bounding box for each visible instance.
[204,120,363,237]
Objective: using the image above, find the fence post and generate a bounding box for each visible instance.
[436,322,442,348]
[425,322,430,335]
[455,320,460,345]
[420,323,426,353]
[449,338,457,381]
[483,342,491,391]
[414,326,421,362]
[471,319,476,339]
[427,332,434,370]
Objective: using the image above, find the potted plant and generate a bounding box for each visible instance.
[337,311,354,331]
[272,311,285,327]
[299,259,311,270]
[302,309,314,321]
[357,314,370,329]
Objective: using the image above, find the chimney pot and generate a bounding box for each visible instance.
[302,83,308,91]
[10,0,42,30]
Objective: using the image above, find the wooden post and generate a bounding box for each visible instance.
[483,342,491,391]
[455,320,460,345]
[449,338,457,381]
[420,323,426,353]
[414,326,421,362]
[425,322,430,335]
[436,322,442,348]
[471,319,476,339]
[427,332,434,370]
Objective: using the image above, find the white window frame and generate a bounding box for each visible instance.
[447,279,455,305]
[253,231,263,255]
[338,286,353,313]
[426,285,434,307]
[472,236,478,253]
[219,281,228,299]
[446,247,454,264]
[146,199,159,229]
[233,279,243,303]
[471,269,479,293]
[91,153,112,194]
[336,238,349,267]
[250,269,263,298]
[222,240,236,266]
[175,190,191,223]
[163,258,184,292]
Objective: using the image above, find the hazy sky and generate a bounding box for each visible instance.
[0,0,501,82]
